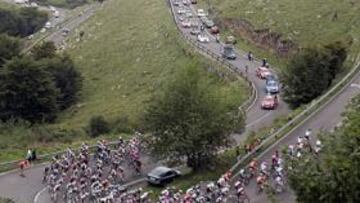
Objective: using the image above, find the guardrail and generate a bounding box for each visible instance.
[230,54,360,176]
[166,0,360,178]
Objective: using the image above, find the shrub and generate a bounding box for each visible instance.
[87,116,110,137]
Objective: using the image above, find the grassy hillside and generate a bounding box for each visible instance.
[0,0,248,162]
[199,0,360,67]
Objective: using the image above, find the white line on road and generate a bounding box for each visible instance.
[246,111,272,128]
[350,83,360,89]
[33,186,48,203]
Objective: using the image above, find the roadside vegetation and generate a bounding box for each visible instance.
[35,0,88,8]
[282,40,348,108]
[285,93,360,202]
[0,5,48,37]
[198,0,360,67]
[0,197,14,203]
[0,0,248,162]
[144,64,244,171]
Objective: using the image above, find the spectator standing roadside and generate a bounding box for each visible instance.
[247,51,253,61]
[31,149,37,162]
[262,58,267,67]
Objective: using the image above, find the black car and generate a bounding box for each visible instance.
[147,166,181,186]
[222,45,236,60]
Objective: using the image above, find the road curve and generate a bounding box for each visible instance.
[0,0,292,202]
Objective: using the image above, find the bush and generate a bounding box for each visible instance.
[0,197,14,203]
[282,41,348,108]
[87,116,110,137]
[0,7,48,37]
[0,34,21,67]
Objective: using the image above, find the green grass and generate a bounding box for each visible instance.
[0,1,16,10]
[198,0,360,68]
[0,0,249,163]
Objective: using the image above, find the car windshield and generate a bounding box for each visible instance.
[265,96,273,102]
[267,80,277,87]
[150,167,171,176]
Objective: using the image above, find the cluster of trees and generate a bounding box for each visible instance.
[143,65,244,170]
[285,94,360,202]
[282,40,348,108]
[0,7,48,37]
[36,0,88,8]
[0,38,82,123]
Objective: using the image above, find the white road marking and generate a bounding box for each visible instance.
[246,111,272,128]
[33,186,48,203]
[350,83,360,89]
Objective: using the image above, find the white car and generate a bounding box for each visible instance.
[173,0,180,6]
[177,8,186,14]
[45,22,52,29]
[182,0,189,6]
[54,10,60,18]
[197,34,210,43]
[30,2,38,7]
[185,11,193,18]
[49,6,56,12]
[197,9,207,17]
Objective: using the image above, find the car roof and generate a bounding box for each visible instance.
[149,166,173,176]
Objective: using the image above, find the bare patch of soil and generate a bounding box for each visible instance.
[216,17,298,56]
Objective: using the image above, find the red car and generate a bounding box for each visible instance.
[256,66,272,79]
[210,26,219,34]
[261,95,279,110]
[181,21,191,28]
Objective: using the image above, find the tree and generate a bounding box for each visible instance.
[0,34,21,67]
[0,7,48,37]
[143,65,243,170]
[31,41,57,60]
[0,57,59,122]
[285,94,360,202]
[282,47,331,107]
[282,42,347,108]
[39,54,83,109]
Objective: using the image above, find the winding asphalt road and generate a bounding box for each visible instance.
[0,0,290,202]
[1,0,358,202]
[168,2,360,203]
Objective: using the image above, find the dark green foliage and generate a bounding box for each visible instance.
[143,64,244,170]
[0,7,48,37]
[285,94,360,203]
[0,197,15,203]
[36,0,88,8]
[0,57,59,123]
[39,54,83,109]
[87,116,110,138]
[0,34,21,67]
[31,41,57,60]
[282,41,348,108]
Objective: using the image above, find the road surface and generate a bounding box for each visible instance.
[4,0,357,202]
[0,0,291,202]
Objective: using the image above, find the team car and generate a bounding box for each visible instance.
[197,34,210,43]
[261,94,279,110]
[181,20,192,28]
[256,66,272,79]
[265,78,280,94]
[222,45,236,60]
[147,167,181,186]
